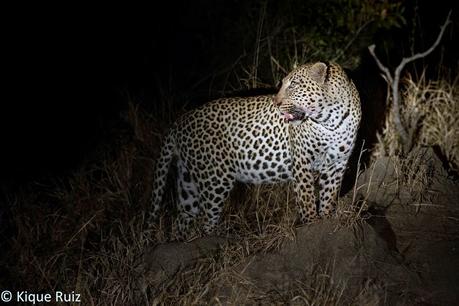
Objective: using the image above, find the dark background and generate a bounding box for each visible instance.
[2,1,457,191]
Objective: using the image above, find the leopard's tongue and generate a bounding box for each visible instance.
[282,111,306,122]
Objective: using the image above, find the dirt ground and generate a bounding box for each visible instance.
[362,150,459,304]
[145,148,459,305]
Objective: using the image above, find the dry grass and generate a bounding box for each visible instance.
[416,76,459,172]
[4,103,157,304]
[371,73,458,207]
[146,242,358,306]
[218,263,350,305]
[375,73,459,173]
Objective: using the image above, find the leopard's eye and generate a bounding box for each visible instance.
[288,79,299,90]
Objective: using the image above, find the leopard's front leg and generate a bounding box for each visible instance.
[293,168,318,223]
[290,131,319,223]
[318,160,346,217]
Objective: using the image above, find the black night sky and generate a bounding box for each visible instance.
[3,1,457,189]
[4,2,246,187]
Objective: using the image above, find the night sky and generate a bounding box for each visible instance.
[4,3,240,185]
[3,1,457,190]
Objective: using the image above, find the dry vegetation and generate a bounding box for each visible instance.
[375,73,459,173]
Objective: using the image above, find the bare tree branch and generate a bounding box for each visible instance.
[367,10,452,154]
[396,10,452,77]
[368,44,393,84]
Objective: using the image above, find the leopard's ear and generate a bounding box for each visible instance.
[309,62,327,84]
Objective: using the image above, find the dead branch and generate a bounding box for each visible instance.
[368,10,452,154]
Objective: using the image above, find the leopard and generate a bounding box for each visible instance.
[150,61,361,237]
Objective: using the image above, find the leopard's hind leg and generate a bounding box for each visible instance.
[175,159,200,239]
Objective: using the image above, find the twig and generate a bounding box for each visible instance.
[396,10,452,71]
[368,10,452,154]
[65,212,100,247]
[368,45,393,83]
[270,56,288,75]
[252,2,267,88]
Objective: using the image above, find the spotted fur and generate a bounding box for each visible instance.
[150,62,361,237]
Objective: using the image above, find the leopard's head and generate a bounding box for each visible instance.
[274,62,330,124]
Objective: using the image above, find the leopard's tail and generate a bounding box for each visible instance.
[150,130,175,221]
